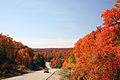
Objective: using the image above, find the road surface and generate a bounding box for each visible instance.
[3,62,58,80]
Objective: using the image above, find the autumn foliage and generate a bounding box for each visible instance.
[0,34,45,77]
[33,48,69,68]
[62,0,120,80]
[15,48,33,69]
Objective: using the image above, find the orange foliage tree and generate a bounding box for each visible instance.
[62,0,120,80]
[15,48,33,70]
[0,33,45,77]
[0,33,26,75]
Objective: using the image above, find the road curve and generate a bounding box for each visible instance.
[3,62,58,80]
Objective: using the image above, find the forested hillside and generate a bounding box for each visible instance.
[33,48,70,68]
[0,34,45,78]
[62,0,120,80]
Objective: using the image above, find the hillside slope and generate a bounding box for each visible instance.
[62,0,120,80]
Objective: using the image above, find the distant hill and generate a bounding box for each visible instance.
[33,48,71,68]
[32,48,71,52]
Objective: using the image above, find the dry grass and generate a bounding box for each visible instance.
[59,69,74,80]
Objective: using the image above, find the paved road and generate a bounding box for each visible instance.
[3,62,58,80]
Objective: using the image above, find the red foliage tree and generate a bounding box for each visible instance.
[62,0,120,80]
[15,48,33,70]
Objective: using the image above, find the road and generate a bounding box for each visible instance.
[3,62,58,80]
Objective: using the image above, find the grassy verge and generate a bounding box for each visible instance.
[59,69,74,80]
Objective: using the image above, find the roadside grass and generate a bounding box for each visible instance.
[59,69,74,80]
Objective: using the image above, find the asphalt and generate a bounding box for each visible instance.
[3,62,58,80]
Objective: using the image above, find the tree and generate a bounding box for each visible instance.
[62,0,120,80]
[101,0,120,28]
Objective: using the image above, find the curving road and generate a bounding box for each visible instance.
[3,62,58,80]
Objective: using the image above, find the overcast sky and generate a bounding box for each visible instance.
[0,0,115,48]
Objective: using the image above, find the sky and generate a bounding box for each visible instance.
[0,0,115,48]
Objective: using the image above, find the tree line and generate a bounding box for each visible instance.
[0,34,46,78]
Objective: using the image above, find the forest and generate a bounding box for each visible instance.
[33,48,70,68]
[0,37,69,78]
[0,33,46,78]
[62,0,120,80]
[0,0,120,80]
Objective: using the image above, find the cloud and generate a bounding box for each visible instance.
[17,38,77,48]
